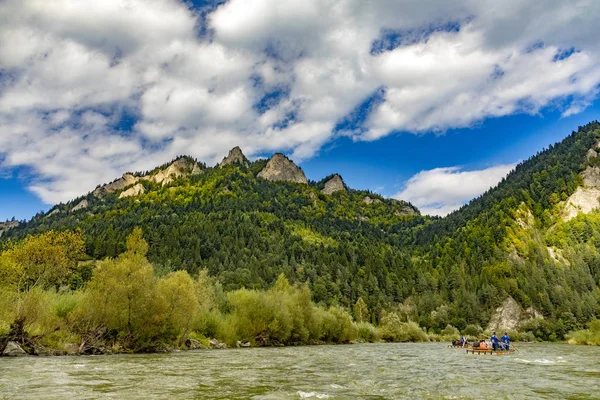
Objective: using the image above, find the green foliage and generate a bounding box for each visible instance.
[567,320,600,345]
[356,322,380,342]
[3,122,600,345]
[379,312,429,342]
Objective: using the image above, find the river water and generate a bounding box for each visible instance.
[1,343,599,399]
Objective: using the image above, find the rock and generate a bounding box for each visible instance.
[2,341,27,356]
[93,157,200,198]
[185,338,204,350]
[563,186,600,221]
[395,208,418,217]
[563,167,600,221]
[547,246,570,265]
[191,163,203,175]
[257,154,307,184]
[219,146,250,168]
[64,343,80,355]
[321,174,346,195]
[0,220,19,237]
[94,173,138,197]
[362,196,382,205]
[236,340,251,348]
[515,206,534,229]
[47,209,60,217]
[487,297,544,332]
[119,183,145,199]
[241,342,251,348]
[487,297,522,332]
[582,167,600,187]
[209,339,227,349]
[587,148,598,160]
[72,199,89,212]
[524,307,544,320]
[151,158,198,186]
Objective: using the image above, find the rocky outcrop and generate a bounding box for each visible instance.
[487,297,543,332]
[0,220,19,237]
[362,196,382,205]
[119,183,145,199]
[321,174,345,195]
[219,146,250,168]
[587,148,598,160]
[547,246,570,265]
[2,341,27,356]
[93,173,138,197]
[71,199,89,212]
[209,338,227,349]
[185,338,204,350]
[395,208,418,217]
[150,157,200,186]
[257,154,307,184]
[93,157,202,198]
[564,167,600,221]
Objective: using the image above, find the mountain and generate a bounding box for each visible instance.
[4,121,600,336]
[257,153,308,184]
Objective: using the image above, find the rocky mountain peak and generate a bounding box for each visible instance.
[220,146,249,168]
[257,153,307,184]
[92,157,201,199]
[321,174,346,195]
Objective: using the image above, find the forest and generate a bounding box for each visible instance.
[2,121,600,352]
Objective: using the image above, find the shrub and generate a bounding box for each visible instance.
[357,322,380,342]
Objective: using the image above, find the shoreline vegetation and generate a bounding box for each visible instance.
[0,229,597,357]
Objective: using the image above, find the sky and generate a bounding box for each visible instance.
[1,0,600,221]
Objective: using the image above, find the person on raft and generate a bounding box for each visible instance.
[491,332,500,351]
[501,332,510,350]
[461,335,467,347]
[479,340,488,350]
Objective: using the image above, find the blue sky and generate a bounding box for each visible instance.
[1,0,599,220]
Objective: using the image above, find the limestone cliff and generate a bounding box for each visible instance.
[71,199,89,212]
[564,166,600,221]
[0,221,19,237]
[119,183,145,199]
[362,196,382,205]
[321,174,346,195]
[257,154,307,184]
[150,157,200,186]
[487,297,543,332]
[93,173,138,197]
[93,157,201,198]
[219,146,250,168]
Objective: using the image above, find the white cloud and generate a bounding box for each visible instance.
[395,164,516,216]
[0,0,598,205]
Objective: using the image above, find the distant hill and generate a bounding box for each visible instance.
[4,121,600,332]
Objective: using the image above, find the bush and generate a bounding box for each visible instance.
[357,322,380,342]
[463,324,482,337]
[380,312,429,342]
[567,320,600,346]
[321,306,358,343]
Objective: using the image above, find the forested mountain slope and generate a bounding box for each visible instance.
[3,121,600,334]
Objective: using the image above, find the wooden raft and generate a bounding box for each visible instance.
[466,348,515,355]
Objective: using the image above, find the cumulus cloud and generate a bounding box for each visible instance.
[394,164,516,216]
[0,0,598,204]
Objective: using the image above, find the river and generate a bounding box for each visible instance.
[1,343,599,399]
